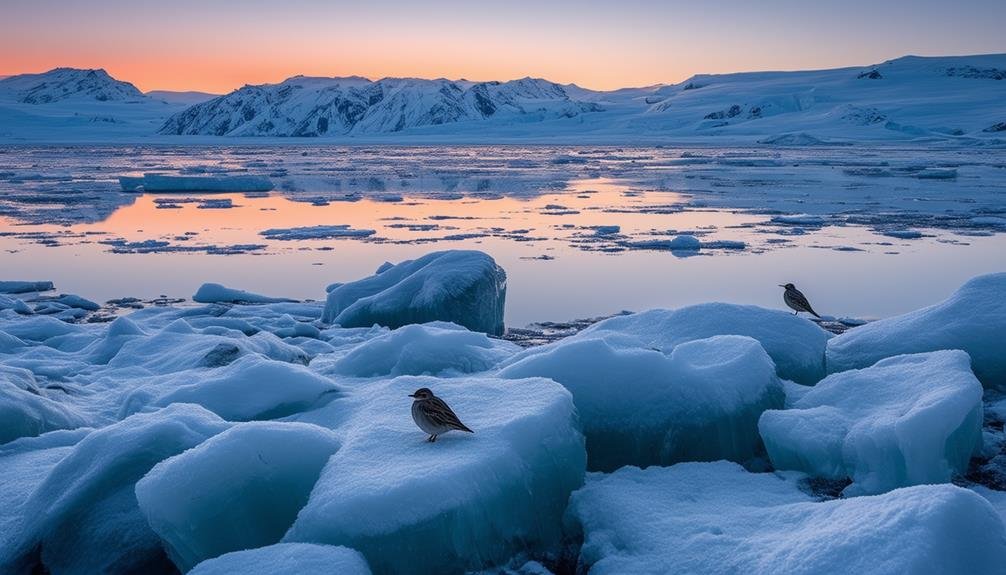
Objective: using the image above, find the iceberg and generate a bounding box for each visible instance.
[567,461,1006,575]
[189,544,371,575]
[136,422,341,571]
[759,350,983,495]
[1,404,228,574]
[499,335,782,471]
[193,283,297,304]
[571,303,831,385]
[283,375,585,574]
[330,322,519,377]
[827,273,1006,389]
[0,280,54,294]
[322,250,507,336]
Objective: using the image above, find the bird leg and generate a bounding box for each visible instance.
[431,434,438,443]
[427,435,435,442]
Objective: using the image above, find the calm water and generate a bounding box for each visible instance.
[1,145,1004,325]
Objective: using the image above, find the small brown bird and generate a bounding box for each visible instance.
[409,388,473,442]
[780,283,821,318]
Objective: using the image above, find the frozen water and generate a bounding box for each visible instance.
[827,272,1006,389]
[322,250,507,336]
[759,350,983,495]
[193,282,297,304]
[284,375,585,575]
[0,281,54,294]
[573,303,832,385]
[0,404,228,574]
[119,174,274,192]
[189,543,371,575]
[136,422,341,571]
[499,334,782,471]
[330,322,520,377]
[568,461,1006,575]
[260,225,377,240]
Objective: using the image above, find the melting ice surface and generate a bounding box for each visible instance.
[1,144,1005,326]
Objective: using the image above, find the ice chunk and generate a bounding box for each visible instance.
[0,369,88,444]
[759,350,983,495]
[189,543,371,575]
[573,303,831,385]
[500,335,782,471]
[330,322,519,377]
[568,461,1006,575]
[136,422,341,571]
[1,404,228,575]
[284,375,585,574]
[260,224,377,240]
[827,273,1006,389]
[193,282,297,304]
[121,354,341,421]
[0,280,54,294]
[322,250,507,336]
[119,174,273,192]
[0,294,33,315]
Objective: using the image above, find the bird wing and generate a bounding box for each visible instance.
[791,288,821,318]
[423,397,474,433]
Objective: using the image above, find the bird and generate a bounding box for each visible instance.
[409,387,473,442]
[779,283,821,318]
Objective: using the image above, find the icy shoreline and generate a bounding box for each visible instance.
[1,252,1005,574]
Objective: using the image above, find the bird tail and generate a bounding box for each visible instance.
[456,423,474,433]
[809,308,821,319]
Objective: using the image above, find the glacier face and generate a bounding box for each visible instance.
[157,76,603,137]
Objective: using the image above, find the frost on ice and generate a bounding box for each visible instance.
[499,334,782,471]
[322,250,507,336]
[827,272,1006,389]
[759,350,983,495]
[568,461,1006,575]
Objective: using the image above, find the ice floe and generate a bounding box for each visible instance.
[568,461,1006,575]
[322,250,507,336]
[827,272,1006,389]
[189,543,371,575]
[760,350,984,495]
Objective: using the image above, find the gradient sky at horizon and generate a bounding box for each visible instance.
[2,0,1004,93]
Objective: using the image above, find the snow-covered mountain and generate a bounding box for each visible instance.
[634,54,1006,140]
[157,76,602,136]
[0,68,144,104]
[0,68,188,141]
[146,90,219,106]
[1,55,1004,142]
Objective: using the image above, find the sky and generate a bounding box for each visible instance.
[2,0,1004,93]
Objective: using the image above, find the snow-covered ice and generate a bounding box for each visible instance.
[827,272,1006,389]
[322,250,507,336]
[760,350,984,495]
[568,461,1006,575]
[136,422,341,571]
[330,322,519,377]
[499,334,782,471]
[189,543,372,575]
[570,303,832,385]
[193,282,297,304]
[284,375,585,575]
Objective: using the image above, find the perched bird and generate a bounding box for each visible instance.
[779,283,821,318]
[409,387,474,442]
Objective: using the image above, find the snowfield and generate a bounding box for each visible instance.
[0,254,1005,574]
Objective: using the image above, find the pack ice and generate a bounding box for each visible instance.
[759,350,984,495]
[568,461,1006,575]
[499,334,783,471]
[188,543,371,575]
[827,272,1006,389]
[322,250,507,336]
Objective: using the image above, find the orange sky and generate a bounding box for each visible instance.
[3,0,1004,94]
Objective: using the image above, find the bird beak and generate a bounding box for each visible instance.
[778,284,785,287]
[408,394,416,398]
